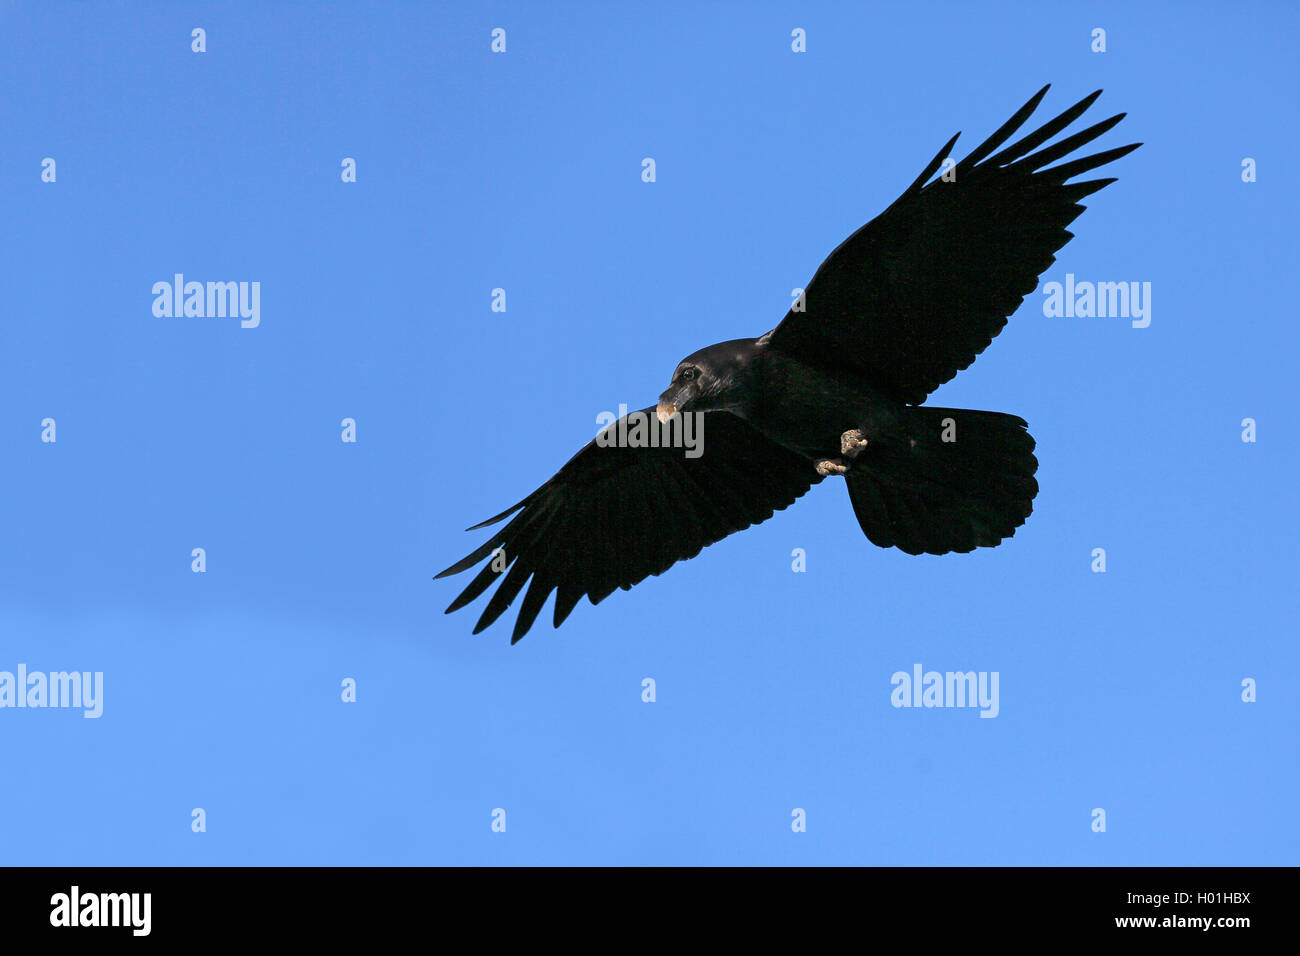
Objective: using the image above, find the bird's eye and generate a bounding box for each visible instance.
[681,367,697,381]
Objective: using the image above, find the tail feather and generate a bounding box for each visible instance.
[846,406,1038,555]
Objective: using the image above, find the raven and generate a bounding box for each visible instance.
[439,86,1139,642]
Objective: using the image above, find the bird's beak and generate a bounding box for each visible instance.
[656,400,678,425]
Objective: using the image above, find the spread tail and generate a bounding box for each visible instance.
[845,406,1038,555]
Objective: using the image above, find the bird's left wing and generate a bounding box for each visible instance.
[761,85,1140,405]
[437,408,820,642]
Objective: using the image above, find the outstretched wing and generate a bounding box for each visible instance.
[762,85,1140,405]
[437,408,820,642]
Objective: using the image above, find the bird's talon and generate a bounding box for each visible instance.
[841,428,870,458]
[815,458,850,476]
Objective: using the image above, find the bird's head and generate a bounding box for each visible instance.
[656,338,760,424]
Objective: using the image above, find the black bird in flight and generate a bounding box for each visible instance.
[439,86,1139,642]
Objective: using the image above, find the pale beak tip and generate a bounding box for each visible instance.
[656,403,677,425]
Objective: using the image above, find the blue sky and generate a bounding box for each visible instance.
[1,1,1296,865]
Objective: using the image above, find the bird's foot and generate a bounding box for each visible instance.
[815,457,850,477]
[840,428,870,458]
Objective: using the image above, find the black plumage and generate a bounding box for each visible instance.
[438,86,1139,642]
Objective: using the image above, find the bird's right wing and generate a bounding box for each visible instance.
[762,85,1140,405]
[437,408,820,642]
